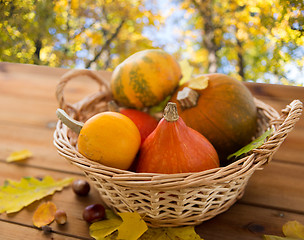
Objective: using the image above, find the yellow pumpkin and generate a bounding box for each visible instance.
[77,112,141,170]
[110,49,182,109]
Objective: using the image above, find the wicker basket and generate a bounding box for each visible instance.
[53,69,302,227]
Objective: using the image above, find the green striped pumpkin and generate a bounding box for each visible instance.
[110,49,182,109]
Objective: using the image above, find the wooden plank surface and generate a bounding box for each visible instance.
[0,62,303,240]
[0,221,86,240]
[0,162,101,239]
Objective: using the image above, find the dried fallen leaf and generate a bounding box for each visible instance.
[283,221,304,239]
[0,176,73,214]
[117,212,148,240]
[89,209,203,240]
[140,226,203,240]
[6,149,32,162]
[90,209,122,240]
[32,201,57,228]
[188,75,209,90]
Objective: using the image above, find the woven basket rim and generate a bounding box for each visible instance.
[52,69,303,227]
[53,69,303,189]
[53,97,303,190]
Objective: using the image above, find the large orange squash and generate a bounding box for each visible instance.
[136,102,219,174]
[110,49,182,109]
[170,73,257,165]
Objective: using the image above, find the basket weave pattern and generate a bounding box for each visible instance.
[53,69,303,227]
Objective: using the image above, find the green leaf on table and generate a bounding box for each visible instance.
[227,128,273,160]
[140,225,203,240]
[179,59,194,86]
[0,176,73,214]
[6,149,33,162]
[283,220,304,239]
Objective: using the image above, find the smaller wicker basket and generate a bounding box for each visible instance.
[53,69,302,227]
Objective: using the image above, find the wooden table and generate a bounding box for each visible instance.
[0,62,303,240]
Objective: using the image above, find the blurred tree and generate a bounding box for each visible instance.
[176,0,304,83]
[0,0,162,70]
[0,0,56,65]
[1,0,303,84]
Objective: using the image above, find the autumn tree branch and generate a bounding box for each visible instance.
[191,0,218,73]
[85,19,125,69]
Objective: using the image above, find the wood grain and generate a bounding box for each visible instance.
[241,161,304,213]
[196,203,304,240]
[0,62,303,240]
[0,162,101,239]
[0,161,303,240]
[0,221,87,240]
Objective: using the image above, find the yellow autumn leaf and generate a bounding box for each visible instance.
[179,59,194,85]
[0,176,73,214]
[283,220,304,239]
[188,75,209,90]
[263,235,297,240]
[117,212,148,240]
[90,209,123,240]
[32,201,57,228]
[140,226,203,240]
[6,149,32,162]
[89,210,203,240]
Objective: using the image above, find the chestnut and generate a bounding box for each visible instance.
[54,210,67,225]
[72,179,90,196]
[82,204,105,223]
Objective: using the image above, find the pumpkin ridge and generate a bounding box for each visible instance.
[129,65,157,106]
[196,96,256,122]
[195,91,254,110]
[201,111,241,145]
[178,121,219,172]
[185,94,256,146]
[112,67,132,107]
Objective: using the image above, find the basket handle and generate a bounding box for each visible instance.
[253,99,303,164]
[55,69,112,119]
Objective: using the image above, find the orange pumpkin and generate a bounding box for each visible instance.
[77,112,141,170]
[170,73,257,164]
[136,102,219,174]
[110,49,182,109]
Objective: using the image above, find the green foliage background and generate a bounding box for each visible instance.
[0,0,303,85]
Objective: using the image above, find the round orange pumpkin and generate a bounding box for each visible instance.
[77,112,141,170]
[110,49,182,109]
[170,73,257,165]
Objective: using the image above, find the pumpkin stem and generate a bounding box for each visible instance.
[177,87,199,109]
[163,102,179,122]
[56,108,84,134]
[107,100,120,112]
